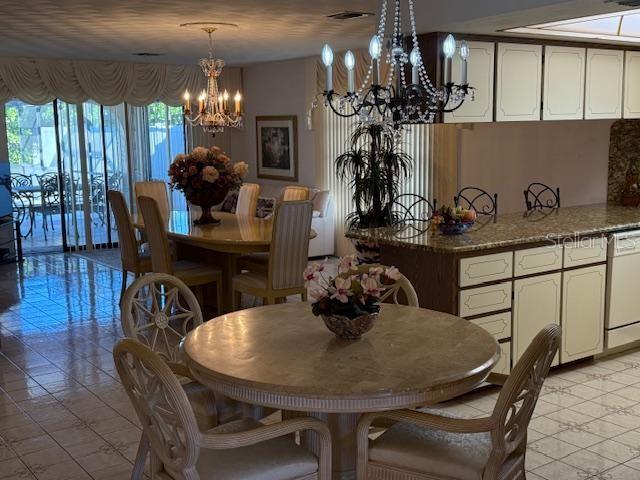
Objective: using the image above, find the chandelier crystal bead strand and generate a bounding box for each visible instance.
[183,26,243,135]
[319,0,473,129]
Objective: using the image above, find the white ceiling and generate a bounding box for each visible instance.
[0,0,635,66]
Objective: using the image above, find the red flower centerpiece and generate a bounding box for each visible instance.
[168,146,248,225]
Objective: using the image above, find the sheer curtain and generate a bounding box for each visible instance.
[318,112,433,257]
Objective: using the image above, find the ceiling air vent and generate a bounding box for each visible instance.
[133,52,166,57]
[327,11,374,20]
[606,0,640,6]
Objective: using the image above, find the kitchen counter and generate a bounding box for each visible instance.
[347,203,640,253]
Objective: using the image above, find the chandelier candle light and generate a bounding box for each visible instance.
[319,0,473,128]
[182,25,244,135]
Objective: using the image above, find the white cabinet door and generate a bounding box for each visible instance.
[496,43,542,122]
[513,273,561,364]
[624,51,640,119]
[561,265,605,364]
[445,41,495,123]
[585,49,624,120]
[543,46,585,121]
[493,342,511,375]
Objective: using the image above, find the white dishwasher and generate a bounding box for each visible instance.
[606,230,640,350]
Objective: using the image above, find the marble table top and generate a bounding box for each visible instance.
[347,203,640,253]
[183,303,499,412]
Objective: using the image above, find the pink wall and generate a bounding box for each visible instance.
[457,120,614,214]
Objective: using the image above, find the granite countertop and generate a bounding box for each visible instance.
[346,203,640,253]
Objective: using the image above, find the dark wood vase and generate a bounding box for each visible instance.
[187,187,229,225]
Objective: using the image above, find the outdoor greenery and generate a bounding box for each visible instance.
[5,102,54,166]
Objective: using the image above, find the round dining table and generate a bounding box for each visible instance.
[184,302,500,480]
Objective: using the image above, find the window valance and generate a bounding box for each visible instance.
[0,57,239,107]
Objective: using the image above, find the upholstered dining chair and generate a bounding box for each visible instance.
[135,180,170,223]
[120,273,243,429]
[524,182,561,211]
[114,338,332,480]
[107,190,153,302]
[356,324,561,480]
[236,183,260,216]
[138,195,223,309]
[282,185,310,202]
[233,201,313,308]
[353,264,419,307]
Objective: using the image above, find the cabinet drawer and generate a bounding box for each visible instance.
[493,341,511,375]
[470,312,511,341]
[459,252,513,287]
[606,323,640,350]
[514,245,563,277]
[459,282,512,318]
[564,237,607,268]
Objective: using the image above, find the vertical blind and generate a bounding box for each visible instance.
[321,106,432,256]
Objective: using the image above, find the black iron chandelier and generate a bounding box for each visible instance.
[318,0,474,129]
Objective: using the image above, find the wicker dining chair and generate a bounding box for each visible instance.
[138,196,223,309]
[236,183,260,216]
[120,273,243,429]
[282,185,310,202]
[108,190,152,302]
[524,183,561,211]
[356,324,561,480]
[353,264,419,307]
[114,338,332,480]
[135,180,170,223]
[233,201,313,308]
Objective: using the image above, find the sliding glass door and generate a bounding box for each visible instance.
[5,99,185,253]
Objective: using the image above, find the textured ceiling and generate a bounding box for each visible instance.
[0,0,632,66]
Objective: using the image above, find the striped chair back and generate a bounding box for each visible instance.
[138,196,173,275]
[236,183,260,216]
[135,181,170,224]
[268,201,313,290]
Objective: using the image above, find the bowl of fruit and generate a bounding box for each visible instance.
[432,206,477,235]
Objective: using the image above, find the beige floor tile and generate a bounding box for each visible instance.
[10,434,58,457]
[602,464,640,480]
[30,459,91,480]
[612,385,640,403]
[561,449,617,475]
[19,444,70,469]
[530,437,582,460]
[533,460,588,480]
[49,425,102,448]
[553,428,605,449]
[0,458,31,479]
[612,429,640,449]
[587,439,640,464]
[525,450,554,470]
[581,418,629,439]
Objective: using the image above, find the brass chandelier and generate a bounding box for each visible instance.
[182,24,243,135]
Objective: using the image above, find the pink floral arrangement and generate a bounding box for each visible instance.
[168,146,248,197]
[305,255,402,319]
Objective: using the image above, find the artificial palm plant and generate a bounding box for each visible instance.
[336,123,412,229]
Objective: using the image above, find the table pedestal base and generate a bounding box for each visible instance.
[285,411,359,480]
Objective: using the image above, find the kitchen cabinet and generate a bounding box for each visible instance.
[445,41,495,124]
[561,265,606,363]
[513,273,561,364]
[543,46,585,121]
[624,51,640,119]
[585,49,624,120]
[496,43,542,122]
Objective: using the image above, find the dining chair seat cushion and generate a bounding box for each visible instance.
[238,252,269,272]
[172,260,223,287]
[369,421,492,480]
[232,271,268,291]
[197,418,319,480]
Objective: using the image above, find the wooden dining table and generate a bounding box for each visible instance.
[183,302,500,480]
[135,210,315,312]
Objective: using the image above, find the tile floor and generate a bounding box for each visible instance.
[2,253,640,479]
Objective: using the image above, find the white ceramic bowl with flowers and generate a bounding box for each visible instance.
[304,255,402,340]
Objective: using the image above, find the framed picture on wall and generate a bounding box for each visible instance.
[256,115,298,181]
